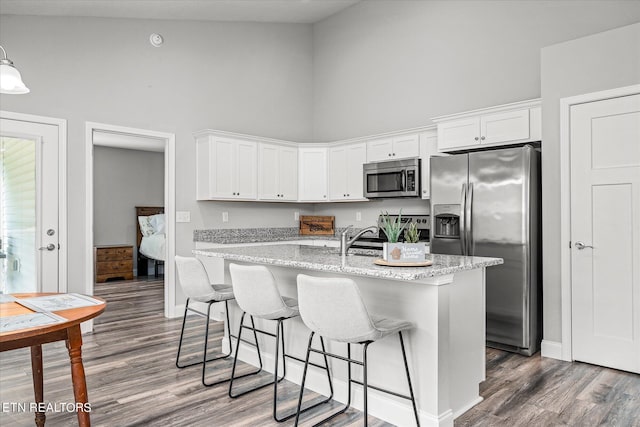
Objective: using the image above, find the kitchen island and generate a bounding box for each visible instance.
[194,244,502,427]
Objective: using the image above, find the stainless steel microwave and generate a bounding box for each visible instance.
[363,158,421,198]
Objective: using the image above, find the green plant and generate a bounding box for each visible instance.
[404,222,421,243]
[379,210,407,243]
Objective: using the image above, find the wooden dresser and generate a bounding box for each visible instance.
[95,245,134,283]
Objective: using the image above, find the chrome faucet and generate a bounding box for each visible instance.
[340,225,379,256]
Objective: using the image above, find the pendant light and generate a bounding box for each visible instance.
[0,45,30,94]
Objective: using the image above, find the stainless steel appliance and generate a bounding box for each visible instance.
[363,158,420,198]
[350,213,430,250]
[430,145,541,356]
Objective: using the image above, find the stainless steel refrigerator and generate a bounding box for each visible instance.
[430,145,541,356]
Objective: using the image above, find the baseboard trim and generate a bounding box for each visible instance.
[541,340,564,360]
[231,338,454,427]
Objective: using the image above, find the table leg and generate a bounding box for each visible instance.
[30,345,46,427]
[66,325,90,427]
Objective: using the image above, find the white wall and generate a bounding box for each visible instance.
[312,0,640,141]
[540,23,640,344]
[93,146,164,247]
[0,15,314,294]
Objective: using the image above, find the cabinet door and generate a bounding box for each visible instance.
[329,146,348,200]
[480,109,529,145]
[258,143,280,200]
[392,133,420,159]
[345,143,367,200]
[419,132,438,199]
[212,137,236,198]
[235,140,257,199]
[298,147,328,201]
[278,146,298,200]
[437,117,480,152]
[366,138,393,162]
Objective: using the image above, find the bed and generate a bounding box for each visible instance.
[136,206,165,277]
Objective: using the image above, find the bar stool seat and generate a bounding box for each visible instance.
[295,274,420,427]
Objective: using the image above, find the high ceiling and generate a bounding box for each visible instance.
[0,0,361,24]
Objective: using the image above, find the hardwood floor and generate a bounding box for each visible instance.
[1,278,638,426]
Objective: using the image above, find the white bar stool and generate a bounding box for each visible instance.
[295,274,420,426]
[174,256,260,387]
[228,263,334,422]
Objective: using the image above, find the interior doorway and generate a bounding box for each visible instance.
[85,122,176,319]
[0,111,66,294]
[559,84,640,371]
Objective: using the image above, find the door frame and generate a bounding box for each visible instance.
[85,122,176,318]
[558,84,640,361]
[0,110,67,292]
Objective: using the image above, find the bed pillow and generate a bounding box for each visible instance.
[149,213,166,235]
[138,216,154,237]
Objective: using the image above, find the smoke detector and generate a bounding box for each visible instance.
[149,33,164,47]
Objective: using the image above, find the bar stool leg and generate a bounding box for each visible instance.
[294,332,315,427]
[228,313,265,397]
[363,342,370,427]
[399,331,420,426]
[175,298,191,368]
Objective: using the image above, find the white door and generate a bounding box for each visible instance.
[298,147,327,201]
[570,93,640,374]
[345,143,366,200]
[278,146,298,200]
[328,146,347,200]
[258,143,280,200]
[0,118,59,293]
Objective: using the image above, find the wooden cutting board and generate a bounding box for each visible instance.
[299,215,335,236]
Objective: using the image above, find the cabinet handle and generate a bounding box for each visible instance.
[481,136,485,141]
[474,137,479,141]
[393,153,396,156]
[388,153,392,157]
[323,195,326,198]
[347,193,350,197]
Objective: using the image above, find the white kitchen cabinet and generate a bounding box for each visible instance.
[433,99,541,153]
[196,134,257,200]
[298,147,328,202]
[258,143,298,201]
[329,142,367,201]
[366,133,420,162]
[419,130,439,199]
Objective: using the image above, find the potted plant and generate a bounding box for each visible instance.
[380,211,406,261]
[380,211,426,262]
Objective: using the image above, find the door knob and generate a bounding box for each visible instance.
[39,243,56,251]
[575,241,594,250]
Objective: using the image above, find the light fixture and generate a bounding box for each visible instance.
[0,45,30,94]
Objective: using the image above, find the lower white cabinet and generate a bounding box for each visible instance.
[258,143,298,201]
[298,147,328,202]
[329,142,367,201]
[196,134,257,200]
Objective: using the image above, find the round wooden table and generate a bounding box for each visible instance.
[0,293,106,427]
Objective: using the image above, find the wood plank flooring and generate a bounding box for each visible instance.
[1,278,638,426]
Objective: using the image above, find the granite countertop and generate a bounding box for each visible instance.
[193,227,343,244]
[193,244,502,281]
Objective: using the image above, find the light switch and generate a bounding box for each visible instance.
[356,212,362,221]
[222,212,229,222]
[176,211,191,223]
[294,211,300,221]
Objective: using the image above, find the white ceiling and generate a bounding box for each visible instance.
[0,0,361,24]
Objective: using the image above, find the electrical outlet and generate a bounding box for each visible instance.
[294,211,299,221]
[176,211,191,223]
[222,212,229,222]
[356,212,362,221]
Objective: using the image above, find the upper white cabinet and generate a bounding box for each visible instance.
[298,147,328,202]
[366,133,420,162]
[258,143,298,201]
[195,134,257,200]
[433,99,541,152]
[419,130,439,199]
[328,142,367,201]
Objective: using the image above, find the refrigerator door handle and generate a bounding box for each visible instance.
[467,182,474,255]
[460,183,467,255]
